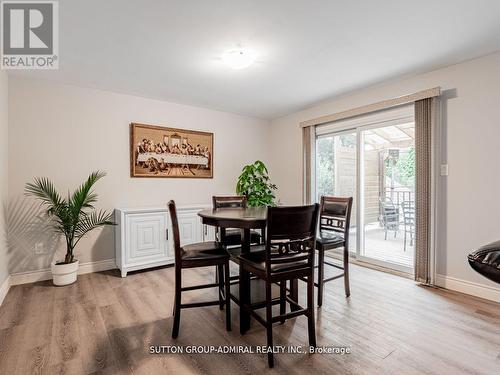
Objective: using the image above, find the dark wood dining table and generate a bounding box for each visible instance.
[198,206,299,333]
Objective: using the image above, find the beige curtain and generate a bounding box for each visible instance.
[302,126,315,204]
[414,98,434,284]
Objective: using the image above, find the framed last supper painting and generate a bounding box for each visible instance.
[130,123,214,178]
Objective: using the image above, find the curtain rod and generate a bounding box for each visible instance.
[300,87,441,128]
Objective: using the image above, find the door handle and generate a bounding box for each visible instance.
[166,228,169,241]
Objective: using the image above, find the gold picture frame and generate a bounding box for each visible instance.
[130,123,213,178]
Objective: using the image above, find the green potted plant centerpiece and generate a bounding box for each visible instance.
[236,160,277,207]
[25,171,114,286]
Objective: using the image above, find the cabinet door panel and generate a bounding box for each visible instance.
[126,213,168,264]
[177,211,202,246]
[202,221,216,242]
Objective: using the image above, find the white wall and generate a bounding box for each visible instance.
[8,76,270,273]
[0,72,8,288]
[269,52,500,297]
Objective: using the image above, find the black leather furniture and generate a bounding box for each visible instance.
[468,241,500,283]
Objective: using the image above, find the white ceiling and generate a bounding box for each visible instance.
[12,0,500,119]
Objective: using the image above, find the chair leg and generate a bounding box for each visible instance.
[289,279,299,311]
[343,247,350,297]
[239,264,251,334]
[317,249,325,307]
[224,262,231,331]
[279,281,286,324]
[404,231,407,252]
[172,267,182,339]
[217,264,224,310]
[307,274,317,348]
[265,281,274,368]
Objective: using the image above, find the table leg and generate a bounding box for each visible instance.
[239,228,251,334]
[220,227,226,244]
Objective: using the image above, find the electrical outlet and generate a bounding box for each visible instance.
[34,242,45,255]
[440,164,449,176]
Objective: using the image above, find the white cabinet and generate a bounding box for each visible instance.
[126,212,168,265]
[177,209,203,246]
[115,205,212,277]
[203,223,216,242]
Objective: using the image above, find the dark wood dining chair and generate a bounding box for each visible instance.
[168,200,231,338]
[238,204,319,367]
[315,196,353,306]
[212,196,261,246]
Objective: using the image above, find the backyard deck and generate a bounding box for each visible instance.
[336,223,414,270]
[363,223,414,267]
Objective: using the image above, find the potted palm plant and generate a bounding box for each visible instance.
[236,160,277,207]
[25,171,114,286]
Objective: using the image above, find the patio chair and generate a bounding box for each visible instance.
[379,197,399,240]
[401,200,415,252]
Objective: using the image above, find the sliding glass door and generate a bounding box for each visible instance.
[315,107,415,273]
[358,122,415,273]
[316,131,357,253]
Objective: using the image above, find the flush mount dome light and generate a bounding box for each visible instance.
[222,49,256,69]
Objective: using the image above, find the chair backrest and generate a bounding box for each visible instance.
[379,196,399,224]
[167,200,183,264]
[401,200,415,226]
[212,195,247,209]
[379,196,396,212]
[320,196,353,243]
[265,204,319,275]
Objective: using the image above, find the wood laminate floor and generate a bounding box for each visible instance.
[0,263,499,375]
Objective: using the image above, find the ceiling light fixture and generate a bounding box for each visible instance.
[222,49,256,70]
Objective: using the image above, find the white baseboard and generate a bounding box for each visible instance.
[9,259,117,286]
[0,275,11,306]
[79,259,116,274]
[435,274,500,303]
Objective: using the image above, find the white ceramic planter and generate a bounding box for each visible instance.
[51,260,79,286]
